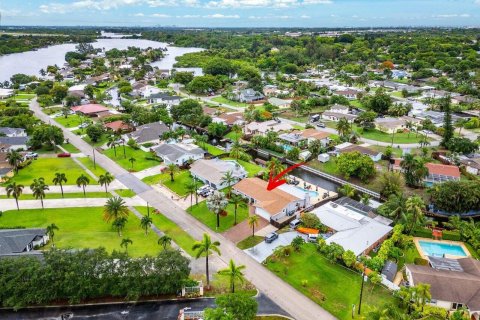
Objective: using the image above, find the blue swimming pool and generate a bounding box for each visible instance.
[294,186,319,197]
[418,240,467,257]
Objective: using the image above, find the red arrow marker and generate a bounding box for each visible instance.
[267,162,305,191]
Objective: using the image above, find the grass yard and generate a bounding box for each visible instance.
[55,115,84,128]
[83,134,108,147]
[188,200,249,232]
[225,158,265,177]
[224,131,242,141]
[4,158,95,186]
[115,189,136,198]
[198,143,225,156]
[103,146,161,171]
[0,192,110,200]
[143,170,194,196]
[76,157,107,177]
[61,143,80,153]
[307,159,339,176]
[211,96,249,108]
[14,93,35,100]
[237,236,264,250]
[0,207,161,257]
[135,206,196,256]
[354,126,428,144]
[266,244,397,320]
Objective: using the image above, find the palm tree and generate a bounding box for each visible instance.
[336,117,352,138]
[414,283,431,312]
[405,120,413,138]
[120,238,133,253]
[455,118,468,137]
[76,174,90,197]
[229,194,246,225]
[405,196,426,234]
[112,217,127,236]
[158,235,172,250]
[6,182,24,211]
[192,233,221,289]
[107,134,119,157]
[98,172,114,194]
[166,163,179,182]
[206,191,229,230]
[231,124,242,141]
[6,150,22,173]
[128,157,136,170]
[30,178,49,209]
[339,184,355,198]
[52,172,67,198]
[184,181,198,208]
[248,215,259,237]
[220,171,236,198]
[360,194,370,206]
[103,196,129,222]
[218,259,246,293]
[140,215,152,235]
[266,157,286,177]
[46,223,59,244]
[229,141,249,161]
[194,134,208,149]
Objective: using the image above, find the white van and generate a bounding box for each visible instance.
[289,219,301,229]
[308,234,319,243]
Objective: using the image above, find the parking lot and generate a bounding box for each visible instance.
[244,231,301,263]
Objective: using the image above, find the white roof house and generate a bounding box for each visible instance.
[244,120,293,136]
[190,159,247,190]
[311,200,392,256]
[153,143,204,166]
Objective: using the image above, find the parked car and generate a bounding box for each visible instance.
[197,185,213,197]
[57,152,71,158]
[316,122,326,128]
[289,219,301,229]
[24,152,38,160]
[307,234,319,243]
[78,122,90,129]
[265,232,279,243]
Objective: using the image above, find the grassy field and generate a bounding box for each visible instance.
[83,134,108,147]
[0,207,161,257]
[61,143,80,153]
[4,158,94,186]
[199,143,225,156]
[135,206,196,256]
[224,131,242,141]
[103,146,161,171]
[76,157,107,177]
[55,115,84,128]
[115,189,136,198]
[266,244,397,320]
[354,126,427,144]
[188,200,249,232]
[0,192,110,200]
[143,170,194,196]
[237,236,264,250]
[211,96,249,108]
[14,93,35,100]
[225,158,264,177]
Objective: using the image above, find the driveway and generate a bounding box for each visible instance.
[222,216,270,243]
[244,231,299,263]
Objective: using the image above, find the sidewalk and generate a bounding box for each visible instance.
[132,164,164,180]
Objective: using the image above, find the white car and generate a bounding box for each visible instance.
[25,152,38,159]
[78,122,90,129]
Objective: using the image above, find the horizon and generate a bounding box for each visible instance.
[1,0,480,28]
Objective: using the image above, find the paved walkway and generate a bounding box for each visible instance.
[222,216,270,244]
[132,164,164,179]
[244,231,299,263]
[30,99,337,320]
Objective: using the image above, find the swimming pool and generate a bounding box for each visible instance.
[418,240,467,257]
[294,186,319,197]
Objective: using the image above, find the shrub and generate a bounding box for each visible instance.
[414,257,429,265]
[442,230,461,241]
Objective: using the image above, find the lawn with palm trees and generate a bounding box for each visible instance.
[265,243,397,320]
[142,170,194,196]
[103,146,161,171]
[0,207,161,257]
[188,200,249,232]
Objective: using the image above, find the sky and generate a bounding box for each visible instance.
[1,0,480,27]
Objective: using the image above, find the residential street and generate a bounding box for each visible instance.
[30,99,337,320]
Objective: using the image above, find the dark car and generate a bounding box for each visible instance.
[57,152,71,158]
[265,232,279,243]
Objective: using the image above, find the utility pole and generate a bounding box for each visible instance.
[358,267,366,315]
[92,148,96,169]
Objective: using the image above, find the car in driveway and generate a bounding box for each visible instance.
[24,152,38,160]
[264,232,279,243]
[316,122,326,128]
[57,152,71,158]
[78,122,90,129]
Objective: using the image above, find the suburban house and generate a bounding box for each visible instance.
[103,120,134,133]
[333,89,359,100]
[153,143,204,166]
[0,228,49,258]
[128,122,169,144]
[0,127,27,137]
[263,85,290,97]
[68,84,87,96]
[148,93,182,107]
[423,90,460,99]
[452,95,477,105]
[0,153,13,182]
[140,85,161,98]
[374,116,421,134]
[418,110,463,127]
[424,163,461,185]
[190,159,247,190]
[278,132,307,147]
[300,129,331,147]
[71,104,110,117]
[321,105,357,122]
[310,198,393,256]
[335,143,383,162]
[244,120,293,136]
[233,177,311,223]
[268,97,291,109]
[0,136,29,152]
[232,89,265,103]
[405,257,480,319]
[212,112,245,126]
[0,88,14,99]
[460,157,480,176]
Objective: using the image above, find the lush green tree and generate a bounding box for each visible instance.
[165,163,179,182]
[362,88,392,114]
[291,236,305,251]
[204,58,235,76]
[228,194,246,226]
[446,137,478,154]
[192,233,221,289]
[378,171,405,198]
[120,238,133,253]
[86,124,105,143]
[207,122,228,138]
[76,174,90,197]
[337,151,376,182]
[286,146,300,161]
[301,212,322,229]
[429,180,480,213]
[378,194,408,222]
[187,75,222,94]
[6,150,22,173]
[30,177,49,209]
[52,172,67,198]
[341,250,356,268]
[29,125,64,150]
[229,141,251,162]
[441,97,454,147]
[140,215,152,235]
[339,184,356,198]
[98,172,114,194]
[218,260,246,293]
[170,99,204,125]
[207,191,229,230]
[6,182,24,211]
[336,118,352,138]
[400,154,428,187]
[204,293,258,320]
[112,217,127,237]
[103,196,129,222]
[355,111,377,131]
[247,215,259,237]
[158,235,172,250]
[50,84,68,103]
[46,223,59,244]
[173,71,194,85]
[405,196,425,234]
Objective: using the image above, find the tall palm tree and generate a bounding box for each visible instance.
[339,184,355,198]
[217,259,246,293]
[120,238,133,253]
[229,141,250,161]
[266,157,286,177]
[158,235,172,250]
[405,196,426,234]
[414,283,431,312]
[98,172,114,194]
[166,163,179,182]
[220,171,236,198]
[6,182,24,211]
[76,174,90,197]
[30,178,49,209]
[107,134,119,157]
[140,215,152,235]
[192,233,221,289]
[6,150,22,173]
[52,172,67,198]
[229,194,246,225]
[128,157,136,170]
[231,124,242,141]
[46,223,59,244]
[248,215,259,237]
[194,134,208,149]
[184,181,198,208]
[336,117,352,138]
[103,196,129,222]
[112,217,127,237]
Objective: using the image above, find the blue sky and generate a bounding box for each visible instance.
[1,0,479,27]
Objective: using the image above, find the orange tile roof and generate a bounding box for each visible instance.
[72,104,109,114]
[104,120,133,132]
[301,128,330,140]
[425,163,460,178]
[233,177,300,216]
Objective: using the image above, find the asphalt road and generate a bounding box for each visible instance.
[0,294,289,320]
[30,100,336,320]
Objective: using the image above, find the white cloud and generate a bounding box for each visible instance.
[151,13,171,17]
[178,14,201,18]
[300,14,310,19]
[206,0,329,8]
[40,0,145,13]
[433,13,471,18]
[204,13,240,18]
[133,12,145,16]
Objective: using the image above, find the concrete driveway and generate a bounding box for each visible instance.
[244,231,299,263]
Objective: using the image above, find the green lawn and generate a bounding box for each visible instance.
[354,126,427,144]
[143,170,194,196]
[115,189,136,198]
[237,236,264,250]
[55,115,84,128]
[188,200,249,232]
[0,192,110,200]
[76,157,107,177]
[307,159,339,176]
[83,134,108,147]
[103,146,161,171]
[14,94,35,100]
[389,91,404,98]
[225,158,264,177]
[0,207,161,257]
[266,244,397,320]
[211,96,249,108]
[61,143,80,153]
[135,206,196,256]
[199,143,225,156]
[4,158,95,186]
[224,131,242,141]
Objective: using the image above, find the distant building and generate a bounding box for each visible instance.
[0,228,49,258]
[0,136,29,152]
[0,127,27,137]
[148,93,182,107]
[232,89,265,103]
[71,104,110,117]
[424,163,461,185]
[335,143,382,162]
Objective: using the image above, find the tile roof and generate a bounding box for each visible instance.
[104,120,133,132]
[300,128,330,140]
[425,163,461,178]
[72,104,109,115]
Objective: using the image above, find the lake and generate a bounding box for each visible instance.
[0,38,204,82]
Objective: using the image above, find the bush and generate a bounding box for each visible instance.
[442,230,461,241]
[414,257,429,265]
[412,228,433,239]
[142,142,155,148]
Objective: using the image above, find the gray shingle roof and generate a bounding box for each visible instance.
[0,136,29,145]
[153,143,203,163]
[130,122,169,144]
[0,229,46,255]
[0,127,26,136]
